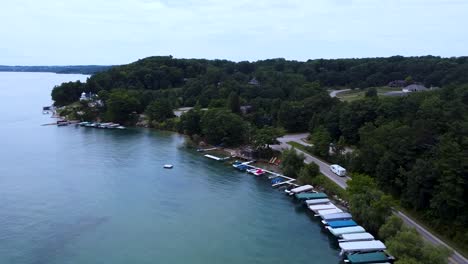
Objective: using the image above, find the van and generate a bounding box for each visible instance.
[330,164,346,177]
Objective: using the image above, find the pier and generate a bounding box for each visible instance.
[197,147,218,152]
[204,154,231,161]
[243,163,299,187]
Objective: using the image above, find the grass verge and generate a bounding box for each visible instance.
[396,206,468,258]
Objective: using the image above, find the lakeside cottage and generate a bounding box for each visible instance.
[248,78,260,86]
[240,105,253,115]
[402,84,428,93]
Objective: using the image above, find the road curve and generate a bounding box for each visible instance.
[271,134,468,264]
[329,89,351,98]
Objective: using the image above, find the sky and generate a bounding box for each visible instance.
[1,0,467,65]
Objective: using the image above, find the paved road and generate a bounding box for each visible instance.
[271,133,349,189]
[329,89,351,98]
[271,133,468,264]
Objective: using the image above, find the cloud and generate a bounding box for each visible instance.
[0,0,467,64]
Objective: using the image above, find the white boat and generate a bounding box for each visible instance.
[116,126,126,129]
[305,198,330,205]
[315,208,344,217]
[326,225,366,237]
[285,184,313,195]
[163,164,173,169]
[308,203,338,213]
[338,232,375,243]
[321,213,353,225]
[339,240,386,255]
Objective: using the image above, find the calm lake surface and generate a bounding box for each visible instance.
[0,72,340,264]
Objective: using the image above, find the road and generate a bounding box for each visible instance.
[329,89,351,98]
[271,133,349,189]
[271,133,468,264]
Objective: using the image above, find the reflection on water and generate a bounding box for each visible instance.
[0,72,340,264]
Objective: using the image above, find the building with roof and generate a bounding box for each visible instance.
[248,78,260,86]
[402,84,428,93]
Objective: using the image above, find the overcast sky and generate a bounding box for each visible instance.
[1,0,467,65]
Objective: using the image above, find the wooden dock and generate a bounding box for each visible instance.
[197,147,218,152]
[244,163,298,187]
[204,154,231,161]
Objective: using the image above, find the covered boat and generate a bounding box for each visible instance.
[316,208,344,217]
[308,203,338,213]
[320,212,353,222]
[338,233,375,243]
[344,251,391,264]
[339,240,386,255]
[295,192,327,201]
[305,198,330,205]
[327,219,357,229]
[327,225,366,237]
[285,184,313,195]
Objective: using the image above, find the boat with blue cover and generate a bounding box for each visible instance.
[295,192,328,201]
[326,219,358,228]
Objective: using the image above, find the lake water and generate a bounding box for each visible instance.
[0,72,340,264]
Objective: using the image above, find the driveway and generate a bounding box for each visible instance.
[329,89,351,98]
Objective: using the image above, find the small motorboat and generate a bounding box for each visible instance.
[163,164,173,169]
[253,169,265,176]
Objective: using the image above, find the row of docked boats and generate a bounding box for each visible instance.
[78,122,126,129]
[232,161,266,176]
[286,185,395,264]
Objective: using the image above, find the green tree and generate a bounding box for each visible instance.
[379,215,403,241]
[179,108,203,136]
[251,127,282,151]
[298,162,320,184]
[405,75,414,84]
[311,126,331,157]
[387,229,450,264]
[105,90,140,123]
[280,148,305,178]
[228,92,240,113]
[365,87,378,98]
[348,174,393,234]
[51,80,85,106]
[146,99,174,123]
[200,109,246,146]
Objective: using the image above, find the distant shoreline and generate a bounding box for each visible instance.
[0,65,112,75]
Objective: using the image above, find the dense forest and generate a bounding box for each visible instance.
[0,65,111,74]
[51,56,468,254]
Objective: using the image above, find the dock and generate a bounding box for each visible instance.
[204,154,230,161]
[243,163,299,187]
[197,147,218,152]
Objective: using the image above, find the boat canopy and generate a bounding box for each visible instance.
[308,203,338,213]
[321,212,353,221]
[290,185,313,193]
[339,240,386,254]
[327,226,366,236]
[339,232,375,242]
[295,192,327,200]
[327,219,357,228]
[316,208,344,217]
[305,198,330,205]
[344,252,390,264]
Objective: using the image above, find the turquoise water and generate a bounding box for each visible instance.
[0,72,340,264]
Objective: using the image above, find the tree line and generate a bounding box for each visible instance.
[51,56,468,254]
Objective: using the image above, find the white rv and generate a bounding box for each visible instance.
[330,164,346,177]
